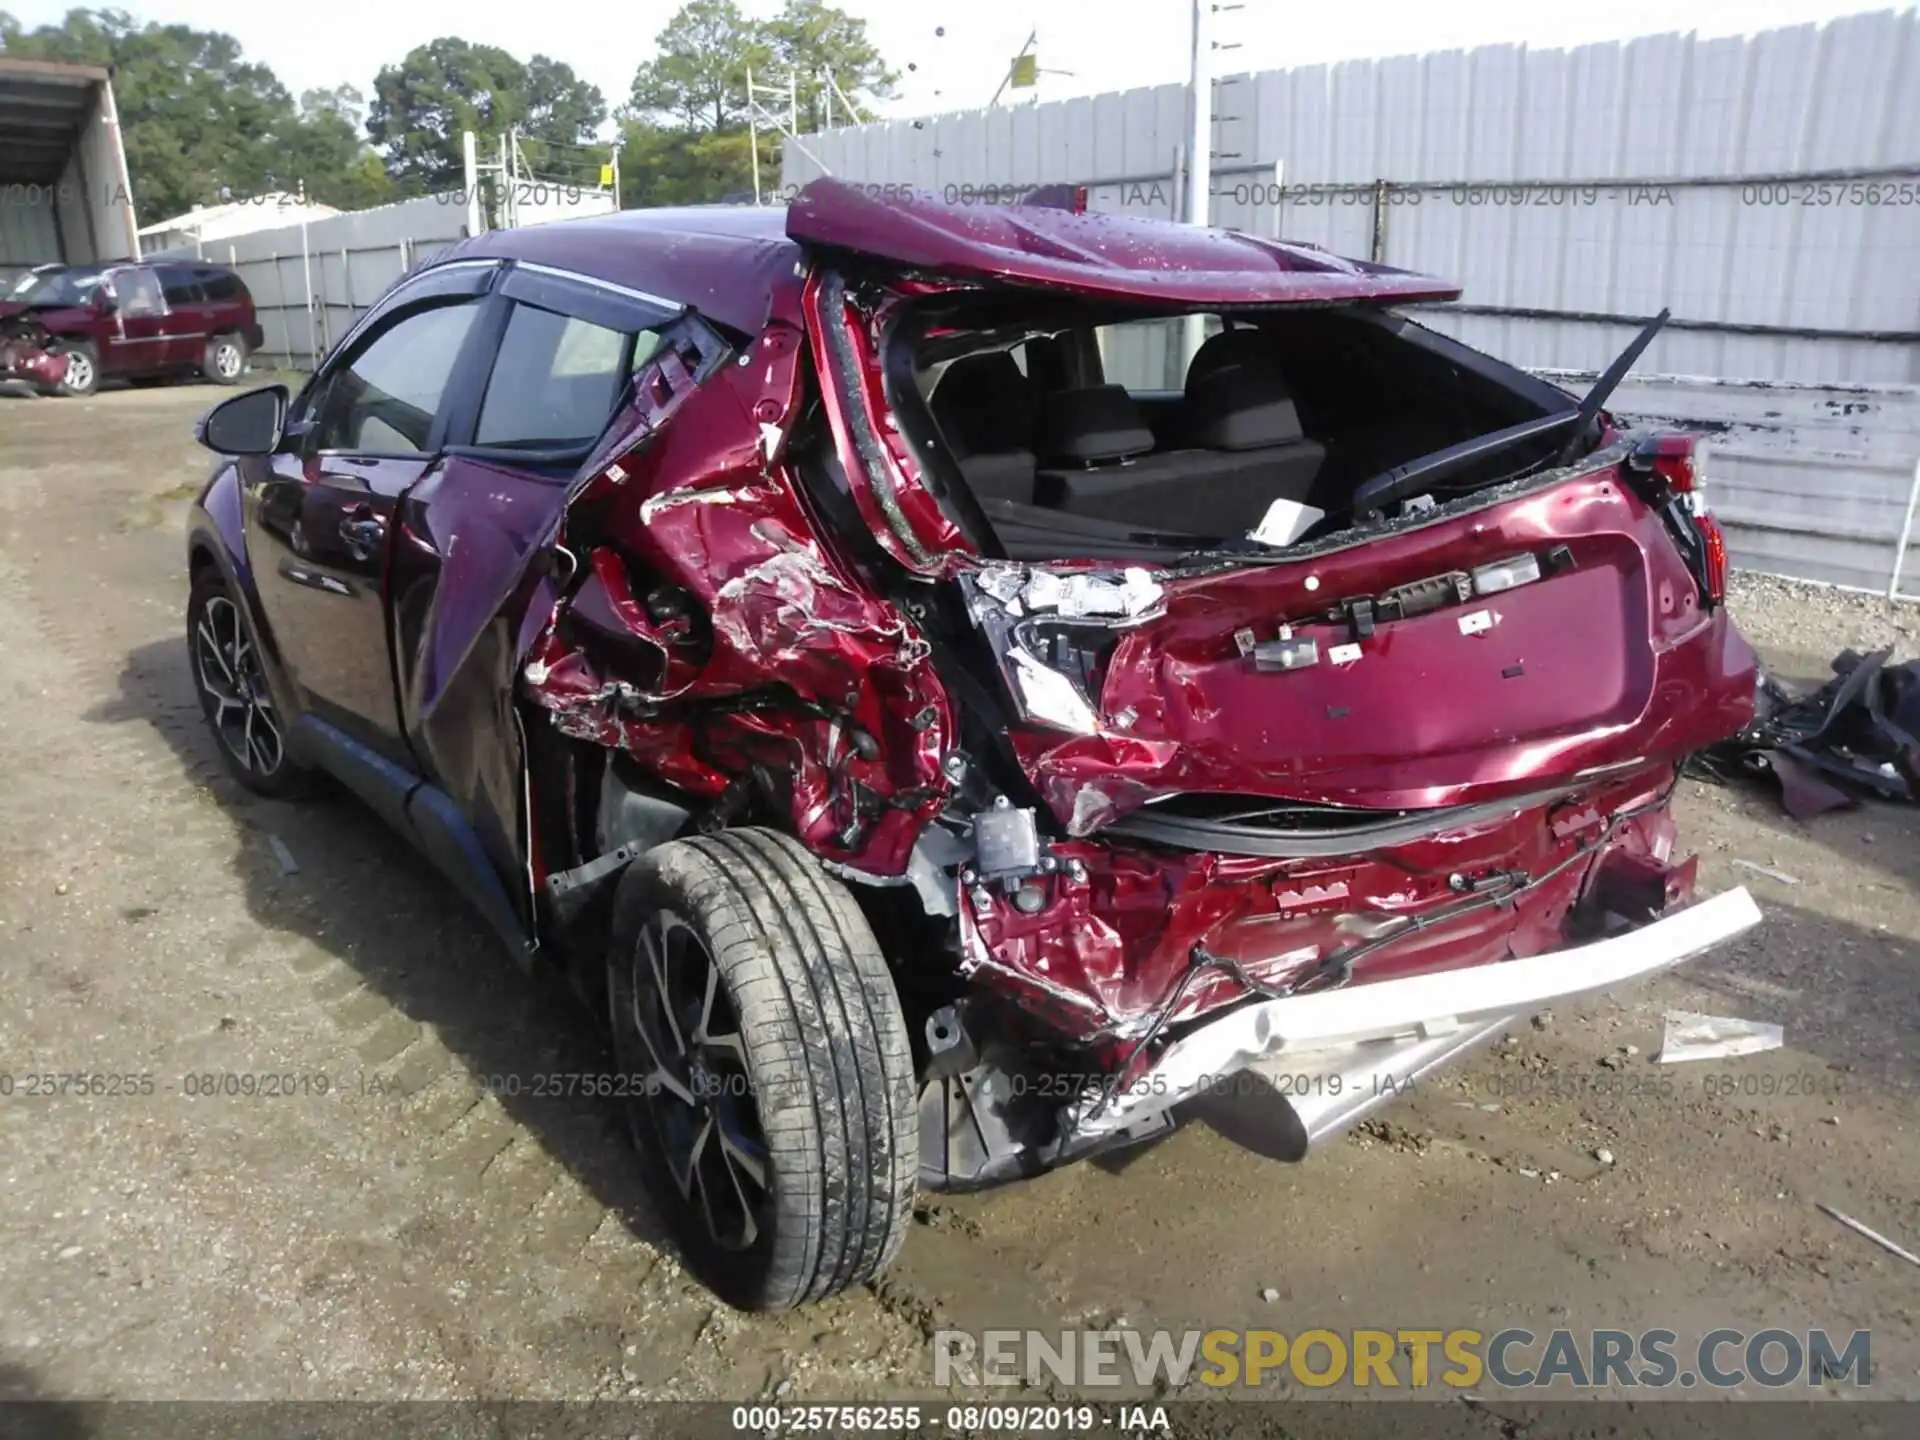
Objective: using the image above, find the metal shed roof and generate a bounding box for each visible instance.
[0,56,110,184]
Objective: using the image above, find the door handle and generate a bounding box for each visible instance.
[339,511,387,558]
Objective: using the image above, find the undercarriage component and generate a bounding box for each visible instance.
[1185,1016,1517,1162]
[1064,886,1762,1146]
[914,1004,1175,1191]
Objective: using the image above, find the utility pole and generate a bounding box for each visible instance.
[746,67,762,203]
[1182,0,1214,365]
[462,130,482,235]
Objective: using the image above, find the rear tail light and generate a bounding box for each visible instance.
[1642,432,1698,493]
[1628,433,1724,607]
[1694,510,1729,603]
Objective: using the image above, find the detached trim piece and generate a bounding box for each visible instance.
[1071,886,1763,1141]
[814,270,933,567]
[1107,787,1570,857]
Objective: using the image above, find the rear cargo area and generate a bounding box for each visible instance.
[890,296,1581,561]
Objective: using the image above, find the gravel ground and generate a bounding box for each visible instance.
[1,383,1918,1425]
[1725,571,1919,677]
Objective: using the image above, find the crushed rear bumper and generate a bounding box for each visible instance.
[1067,886,1763,1146]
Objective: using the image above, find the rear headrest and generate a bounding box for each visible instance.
[1185,328,1306,452]
[1036,384,1156,465]
[931,351,1034,456]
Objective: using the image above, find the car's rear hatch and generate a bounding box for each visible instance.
[787,181,1757,834]
[975,462,1757,833]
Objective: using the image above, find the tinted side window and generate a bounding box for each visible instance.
[473,303,634,449]
[201,272,243,302]
[159,268,203,306]
[309,299,483,454]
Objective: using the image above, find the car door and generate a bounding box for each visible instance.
[100,266,171,377]
[155,265,210,367]
[244,262,499,775]
[388,263,688,891]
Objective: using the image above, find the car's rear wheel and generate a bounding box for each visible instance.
[50,341,97,396]
[187,568,314,798]
[607,828,917,1310]
[203,335,246,384]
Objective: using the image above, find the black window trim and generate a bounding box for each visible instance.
[297,294,495,462]
[435,259,686,467]
[287,260,506,461]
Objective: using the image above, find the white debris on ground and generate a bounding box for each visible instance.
[1659,1011,1787,1064]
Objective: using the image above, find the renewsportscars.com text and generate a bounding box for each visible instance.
[934,1326,1870,1390]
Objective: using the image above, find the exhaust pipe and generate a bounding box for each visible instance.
[1068,888,1761,1147]
[1231,1015,1516,1160]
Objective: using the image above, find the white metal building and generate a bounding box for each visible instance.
[0,56,141,284]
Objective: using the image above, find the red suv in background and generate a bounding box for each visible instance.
[0,260,264,396]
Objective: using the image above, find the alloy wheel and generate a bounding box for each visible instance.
[193,593,284,776]
[62,353,94,392]
[613,911,771,1252]
[214,343,243,380]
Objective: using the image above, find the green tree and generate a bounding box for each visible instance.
[0,8,396,219]
[3,8,295,218]
[368,38,605,191]
[616,118,775,208]
[627,0,767,132]
[765,0,896,131]
[618,0,892,208]
[286,89,396,211]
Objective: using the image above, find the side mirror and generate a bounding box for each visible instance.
[197,384,289,456]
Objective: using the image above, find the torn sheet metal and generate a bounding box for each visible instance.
[1694,647,1919,810]
[959,764,1693,1042]
[965,477,1755,838]
[520,305,953,876]
[0,325,69,389]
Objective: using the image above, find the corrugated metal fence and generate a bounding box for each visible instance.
[152,188,621,370]
[1576,374,1920,599]
[779,11,1920,595]
[152,195,473,370]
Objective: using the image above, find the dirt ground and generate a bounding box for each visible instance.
[2,380,1919,1416]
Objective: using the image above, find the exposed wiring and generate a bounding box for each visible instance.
[1082,771,1681,1123]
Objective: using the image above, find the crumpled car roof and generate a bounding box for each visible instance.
[785,177,1463,306]
[442,181,1462,334]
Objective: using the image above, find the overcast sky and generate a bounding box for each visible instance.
[5,0,1899,121]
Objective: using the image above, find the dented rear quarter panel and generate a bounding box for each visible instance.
[523,282,955,877]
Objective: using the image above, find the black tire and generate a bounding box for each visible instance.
[203,333,247,384]
[607,828,917,1310]
[50,340,98,396]
[187,567,316,798]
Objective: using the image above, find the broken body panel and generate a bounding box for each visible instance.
[519,188,1755,1070]
[0,313,71,388]
[198,180,1758,1187]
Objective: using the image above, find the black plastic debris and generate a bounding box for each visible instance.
[1690,647,1920,817]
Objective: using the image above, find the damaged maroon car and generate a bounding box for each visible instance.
[186,180,1762,1310]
